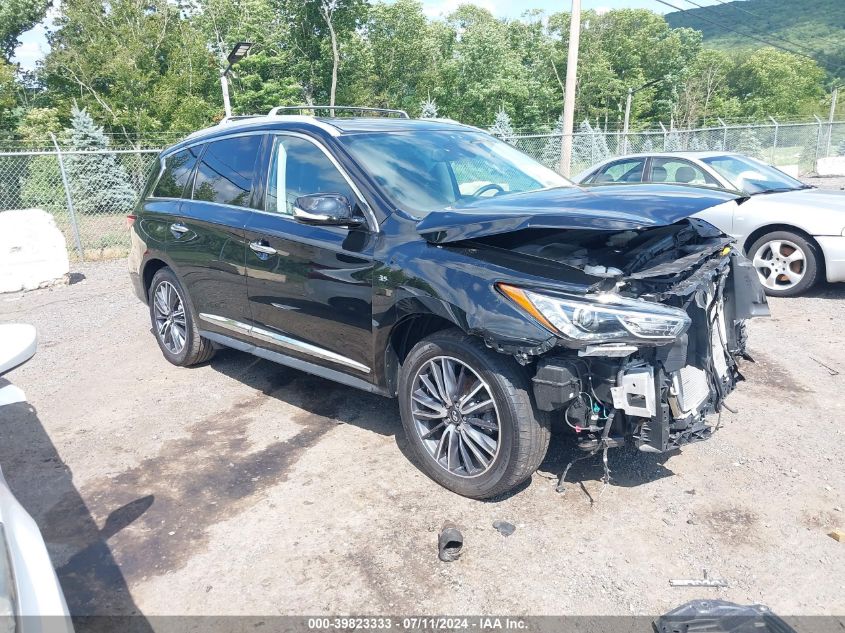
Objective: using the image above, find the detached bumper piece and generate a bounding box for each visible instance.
[655,600,797,633]
[532,253,769,454]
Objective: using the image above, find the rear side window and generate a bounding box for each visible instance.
[153,146,200,198]
[590,158,646,183]
[192,135,263,207]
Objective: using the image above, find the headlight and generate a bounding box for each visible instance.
[497,283,691,343]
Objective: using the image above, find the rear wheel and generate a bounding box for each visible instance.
[149,267,215,366]
[748,231,819,297]
[398,329,550,499]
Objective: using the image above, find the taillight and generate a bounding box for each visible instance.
[126,214,137,228]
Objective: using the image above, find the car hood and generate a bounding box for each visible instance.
[416,184,742,243]
[758,187,845,209]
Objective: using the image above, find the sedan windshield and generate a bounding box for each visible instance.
[701,154,808,195]
[339,130,571,217]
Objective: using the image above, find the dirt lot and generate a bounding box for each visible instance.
[1,257,844,619]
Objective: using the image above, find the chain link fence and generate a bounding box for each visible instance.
[0,147,159,261]
[513,119,845,177]
[1,118,844,261]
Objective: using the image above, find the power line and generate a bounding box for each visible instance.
[654,0,818,61]
[681,0,823,59]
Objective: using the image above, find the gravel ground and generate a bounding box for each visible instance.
[1,259,844,621]
[803,175,845,191]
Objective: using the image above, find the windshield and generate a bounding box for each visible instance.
[339,130,571,216]
[701,154,806,194]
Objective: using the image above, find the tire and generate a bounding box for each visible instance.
[748,230,820,297]
[398,329,550,499]
[148,267,215,366]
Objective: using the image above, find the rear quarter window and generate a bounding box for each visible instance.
[152,146,201,198]
[192,135,263,207]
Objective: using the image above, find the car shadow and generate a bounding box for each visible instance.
[793,281,845,300]
[209,350,677,502]
[537,425,675,496]
[208,347,400,438]
[0,385,153,632]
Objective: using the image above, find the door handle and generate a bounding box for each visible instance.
[249,240,277,256]
[170,222,189,237]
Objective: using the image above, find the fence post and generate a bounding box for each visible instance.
[658,122,667,150]
[814,115,823,168]
[826,87,838,158]
[50,132,84,261]
[768,116,779,164]
[717,118,728,150]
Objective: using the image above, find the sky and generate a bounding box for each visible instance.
[11,0,721,72]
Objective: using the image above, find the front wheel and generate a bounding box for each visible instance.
[398,329,550,499]
[748,231,819,297]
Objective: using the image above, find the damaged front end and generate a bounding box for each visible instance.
[490,217,770,455]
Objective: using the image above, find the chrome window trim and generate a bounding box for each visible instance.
[199,313,371,374]
[263,131,379,233]
[160,129,268,160]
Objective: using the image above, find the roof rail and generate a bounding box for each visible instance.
[218,115,263,125]
[267,105,410,119]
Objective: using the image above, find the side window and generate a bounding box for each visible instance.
[192,135,262,207]
[266,136,355,215]
[650,158,719,186]
[153,146,200,198]
[591,159,646,183]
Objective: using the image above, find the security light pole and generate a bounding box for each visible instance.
[220,42,254,118]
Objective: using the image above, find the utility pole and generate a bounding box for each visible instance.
[559,0,581,177]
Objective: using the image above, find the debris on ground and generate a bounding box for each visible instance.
[828,529,845,542]
[655,600,796,633]
[669,569,728,588]
[438,522,463,562]
[809,356,839,376]
[492,520,516,536]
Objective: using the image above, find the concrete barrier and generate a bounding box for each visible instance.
[0,209,70,293]
[817,157,845,177]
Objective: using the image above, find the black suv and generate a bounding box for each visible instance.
[129,107,769,499]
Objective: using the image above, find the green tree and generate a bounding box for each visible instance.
[726,48,826,119]
[64,104,136,214]
[365,0,442,113]
[419,96,438,118]
[0,0,50,60]
[489,107,515,142]
[18,108,64,213]
[42,0,220,140]
[735,127,764,159]
[572,119,610,171]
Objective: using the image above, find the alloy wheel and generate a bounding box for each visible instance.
[153,280,187,354]
[410,356,501,478]
[752,239,806,291]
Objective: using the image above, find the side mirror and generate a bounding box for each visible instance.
[292,194,363,227]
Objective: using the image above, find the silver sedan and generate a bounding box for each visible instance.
[575,152,845,296]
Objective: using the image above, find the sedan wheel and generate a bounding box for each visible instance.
[748,231,819,297]
[411,355,501,478]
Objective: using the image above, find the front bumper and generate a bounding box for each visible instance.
[532,253,768,453]
[816,235,845,283]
